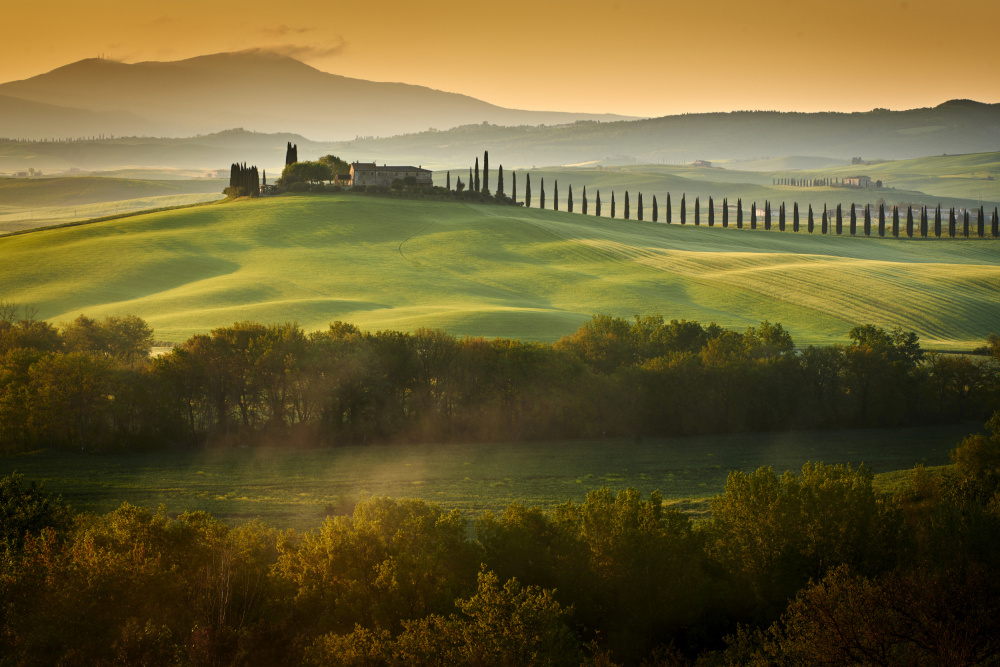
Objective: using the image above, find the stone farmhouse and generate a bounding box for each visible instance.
[350,162,433,187]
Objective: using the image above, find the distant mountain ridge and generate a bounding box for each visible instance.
[0,52,635,140]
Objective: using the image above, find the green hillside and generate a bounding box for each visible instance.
[1,194,998,348]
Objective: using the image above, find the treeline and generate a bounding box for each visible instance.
[1,304,998,453]
[225,162,261,198]
[3,417,1000,665]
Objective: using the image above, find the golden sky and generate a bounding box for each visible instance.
[4,0,999,117]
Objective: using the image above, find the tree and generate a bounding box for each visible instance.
[921,206,929,238]
[595,190,601,217]
[483,151,489,194]
[863,204,871,237]
[963,209,970,237]
[496,165,504,199]
[822,204,828,234]
[624,191,630,220]
[993,207,999,238]
[793,201,799,232]
[554,181,559,211]
[567,185,573,213]
[456,177,465,192]
[695,196,700,225]
[836,203,843,235]
[525,173,531,207]
[808,203,814,233]
[737,198,743,228]
[318,155,350,176]
[751,202,757,230]
[680,194,686,224]
[512,171,516,204]
[637,192,643,221]
[469,168,474,194]
[474,158,480,193]
[892,206,899,237]
[666,193,672,223]
[906,206,914,237]
[652,195,658,222]
[582,186,588,215]
[723,197,729,228]
[979,206,986,238]
[934,204,942,237]
[285,142,296,166]
[878,203,885,237]
[446,171,451,191]
[611,192,616,219]
[708,196,714,226]
[949,207,957,237]
[540,178,545,209]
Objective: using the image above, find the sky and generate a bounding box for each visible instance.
[4,0,999,118]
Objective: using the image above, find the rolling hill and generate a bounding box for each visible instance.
[1,194,997,349]
[0,52,632,141]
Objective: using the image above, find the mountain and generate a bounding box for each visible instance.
[328,100,1000,168]
[0,52,634,141]
[0,95,155,139]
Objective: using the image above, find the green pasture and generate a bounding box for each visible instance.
[1,193,998,348]
[0,423,974,530]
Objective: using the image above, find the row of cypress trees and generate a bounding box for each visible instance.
[444,153,999,238]
[228,162,261,198]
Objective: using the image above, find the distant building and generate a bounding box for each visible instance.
[350,162,433,187]
[844,175,872,187]
[691,160,713,168]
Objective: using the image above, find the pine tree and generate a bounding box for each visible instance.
[583,186,588,215]
[638,192,643,221]
[934,205,942,238]
[483,151,489,194]
[474,158,480,193]
[497,165,504,199]
[892,206,899,238]
[666,193,672,223]
[596,190,602,217]
[625,191,630,220]
[681,194,686,224]
[554,181,559,211]
[808,204,814,233]
[611,192,616,219]
[525,173,531,207]
[568,185,574,213]
[652,195,658,222]
[540,178,545,209]
[793,201,799,232]
[446,171,451,191]
[878,203,885,237]
[906,206,914,237]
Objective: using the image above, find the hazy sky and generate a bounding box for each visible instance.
[5,0,998,117]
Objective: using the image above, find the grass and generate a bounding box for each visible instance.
[1,193,998,348]
[0,423,973,530]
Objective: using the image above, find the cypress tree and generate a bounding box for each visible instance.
[625,191,630,220]
[864,204,871,236]
[892,206,899,238]
[694,196,700,225]
[446,171,451,191]
[723,198,729,228]
[751,202,757,230]
[568,185,573,213]
[737,198,743,228]
[793,202,799,232]
[850,204,857,236]
[483,151,489,194]
[666,193,672,223]
[292,145,298,163]
[807,204,814,233]
[540,178,545,209]
[611,192,616,219]
[512,171,517,203]
[921,206,928,238]
[638,192,643,221]
[934,205,942,238]
[779,203,785,231]
[993,207,999,238]
[906,206,914,237]
[878,203,885,237]
[469,168,474,194]
[652,195,658,222]
[497,165,504,198]
[963,209,970,237]
[763,201,770,230]
[949,208,956,237]
[708,196,714,226]
[836,204,843,235]
[681,194,686,224]
[525,173,531,207]
[583,186,588,215]
[554,181,559,211]
[822,204,828,234]
[474,158,480,193]
[978,206,985,238]
[596,190,602,217]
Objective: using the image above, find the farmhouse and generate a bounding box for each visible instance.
[844,175,873,187]
[350,162,433,187]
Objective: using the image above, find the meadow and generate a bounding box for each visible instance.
[1,192,998,348]
[0,423,972,530]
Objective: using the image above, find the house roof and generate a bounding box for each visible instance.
[351,162,431,173]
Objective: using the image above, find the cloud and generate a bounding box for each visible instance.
[258,24,316,37]
[244,39,348,60]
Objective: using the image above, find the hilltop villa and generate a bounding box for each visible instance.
[350,162,433,187]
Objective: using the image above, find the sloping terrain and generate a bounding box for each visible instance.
[1,194,997,348]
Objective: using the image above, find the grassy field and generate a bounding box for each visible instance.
[1,193,998,348]
[0,176,226,232]
[0,423,974,530]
